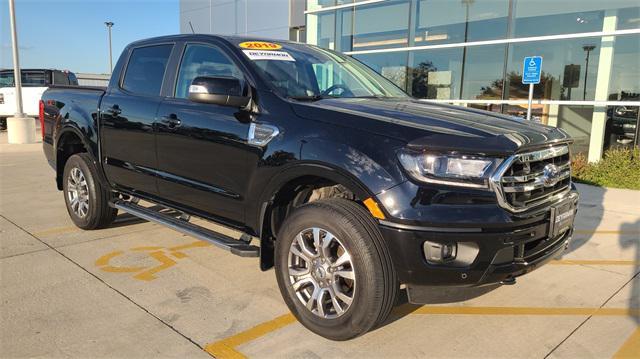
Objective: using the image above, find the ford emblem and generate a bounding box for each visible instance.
[542,164,561,187]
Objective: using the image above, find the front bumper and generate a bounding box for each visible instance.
[376,182,579,291]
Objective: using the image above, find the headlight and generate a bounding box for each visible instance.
[398,150,501,189]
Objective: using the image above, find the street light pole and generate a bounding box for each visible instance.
[105,21,114,74]
[582,45,596,101]
[6,0,35,144]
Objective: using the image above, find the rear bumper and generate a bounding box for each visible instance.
[377,187,579,291]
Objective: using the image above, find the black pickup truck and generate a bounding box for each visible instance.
[41,35,578,340]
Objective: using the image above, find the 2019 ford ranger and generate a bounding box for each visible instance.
[41,35,578,340]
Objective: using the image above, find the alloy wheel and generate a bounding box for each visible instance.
[67,167,89,218]
[288,227,356,319]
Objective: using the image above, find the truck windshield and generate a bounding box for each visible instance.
[0,70,49,88]
[244,44,408,101]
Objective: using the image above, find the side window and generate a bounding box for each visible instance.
[175,44,244,99]
[68,73,78,86]
[122,45,173,96]
[53,71,69,85]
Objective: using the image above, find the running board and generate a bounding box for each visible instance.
[112,200,259,257]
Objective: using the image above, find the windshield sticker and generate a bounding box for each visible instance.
[243,50,295,62]
[239,41,282,50]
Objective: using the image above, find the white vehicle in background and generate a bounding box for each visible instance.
[0,69,78,130]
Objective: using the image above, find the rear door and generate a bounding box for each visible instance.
[100,44,174,196]
[154,42,253,225]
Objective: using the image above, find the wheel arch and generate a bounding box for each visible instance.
[55,126,102,190]
[256,162,375,271]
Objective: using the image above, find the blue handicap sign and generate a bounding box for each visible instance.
[522,56,543,84]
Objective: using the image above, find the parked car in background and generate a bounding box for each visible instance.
[606,105,639,149]
[0,69,78,129]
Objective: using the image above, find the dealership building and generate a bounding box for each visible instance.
[180,0,639,161]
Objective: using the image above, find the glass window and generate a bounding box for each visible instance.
[408,48,462,99]
[53,71,69,86]
[512,1,606,37]
[505,39,601,101]
[503,104,594,155]
[606,35,640,152]
[608,36,640,101]
[68,73,78,86]
[353,1,410,51]
[617,6,640,30]
[308,12,336,49]
[248,43,407,99]
[175,44,243,99]
[605,105,638,151]
[415,0,508,45]
[307,0,336,11]
[122,45,173,97]
[461,44,506,100]
[336,8,353,52]
[0,70,50,88]
[353,51,409,91]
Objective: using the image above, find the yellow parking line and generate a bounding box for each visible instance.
[613,328,640,359]
[551,260,639,266]
[203,306,639,358]
[204,314,296,358]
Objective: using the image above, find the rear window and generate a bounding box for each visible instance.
[122,45,173,96]
[0,70,49,88]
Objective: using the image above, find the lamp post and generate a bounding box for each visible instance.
[6,0,35,144]
[105,21,114,74]
[582,44,596,100]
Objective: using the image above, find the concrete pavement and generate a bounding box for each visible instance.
[1,132,638,358]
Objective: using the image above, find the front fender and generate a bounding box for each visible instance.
[300,137,403,195]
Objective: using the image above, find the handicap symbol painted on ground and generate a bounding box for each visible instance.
[95,241,212,281]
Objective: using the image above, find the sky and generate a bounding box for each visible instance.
[1,0,179,74]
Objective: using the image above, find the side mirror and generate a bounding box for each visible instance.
[188,76,250,108]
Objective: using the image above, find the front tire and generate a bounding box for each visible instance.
[63,153,117,229]
[274,199,397,340]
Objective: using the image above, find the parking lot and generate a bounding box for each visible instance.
[0,132,638,358]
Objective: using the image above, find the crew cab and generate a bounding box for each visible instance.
[41,35,579,340]
[0,69,78,129]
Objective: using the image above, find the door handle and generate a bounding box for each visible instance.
[161,114,181,128]
[105,105,121,116]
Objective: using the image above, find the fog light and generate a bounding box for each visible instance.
[424,241,457,264]
[423,241,480,267]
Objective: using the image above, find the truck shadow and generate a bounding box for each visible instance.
[620,219,640,325]
[377,284,501,330]
[564,183,605,255]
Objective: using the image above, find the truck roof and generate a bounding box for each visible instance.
[127,34,301,47]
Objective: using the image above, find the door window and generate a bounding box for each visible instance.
[175,44,244,99]
[122,45,173,96]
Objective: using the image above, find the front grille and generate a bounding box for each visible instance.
[492,146,571,212]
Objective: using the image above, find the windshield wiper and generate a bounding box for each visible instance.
[288,94,326,102]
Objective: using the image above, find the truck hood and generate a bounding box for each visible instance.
[290,98,571,156]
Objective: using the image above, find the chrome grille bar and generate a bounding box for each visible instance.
[490,145,572,213]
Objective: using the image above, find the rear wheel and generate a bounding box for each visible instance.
[274,199,397,340]
[63,153,117,229]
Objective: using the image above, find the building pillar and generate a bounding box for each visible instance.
[587,10,617,162]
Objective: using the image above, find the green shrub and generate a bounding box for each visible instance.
[572,147,640,190]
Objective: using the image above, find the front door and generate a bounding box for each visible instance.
[101,44,174,196]
[155,43,253,226]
